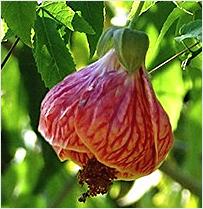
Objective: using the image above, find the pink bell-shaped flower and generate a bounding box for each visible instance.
[38,28,173,201]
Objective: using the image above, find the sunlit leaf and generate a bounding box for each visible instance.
[128,1,157,20]
[71,32,89,69]
[152,61,186,131]
[42,2,95,34]
[1,2,36,47]
[33,16,76,88]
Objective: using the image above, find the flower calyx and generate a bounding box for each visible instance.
[97,27,149,73]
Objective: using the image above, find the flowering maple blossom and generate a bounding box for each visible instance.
[38,49,173,201]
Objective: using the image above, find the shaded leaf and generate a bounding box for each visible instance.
[33,15,75,88]
[175,19,202,42]
[1,2,36,47]
[154,7,182,50]
[2,163,18,204]
[68,1,104,57]
[72,12,95,34]
[173,1,194,15]
[58,26,72,46]
[97,26,119,57]
[174,66,202,181]
[155,2,200,51]
[42,2,95,34]
[174,1,201,15]
[2,28,15,41]
[16,45,63,194]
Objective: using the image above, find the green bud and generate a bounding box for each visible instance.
[97,26,119,57]
[113,28,149,72]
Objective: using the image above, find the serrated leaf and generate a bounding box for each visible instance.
[58,26,72,46]
[33,16,75,88]
[175,19,202,42]
[68,1,104,57]
[72,12,95,34]
[3,28,15,41]
[42,2,95,34]
[1,2,36,47]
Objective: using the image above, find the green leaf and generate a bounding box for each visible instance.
[72,12,95,34]
[141,1,157,14]
[174,66,202,181]
[152,60,186,131]
[175,19,202,42]
[42,2,95,34]
[174,1,200,15]
[128,1,157,20]
[3,28,15,41]
[58,26,72,46]
[33,15,75,88]
[97,26,119,57]
[68,1,104,57]
[155,2,200,51]
[1,48,28,131]
[154,7,181,50]
[1,2,36,47]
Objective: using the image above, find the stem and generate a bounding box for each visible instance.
[160,160,202,198]
[1,37,20,70]
[148,42,200,74]
[128,1,144,29]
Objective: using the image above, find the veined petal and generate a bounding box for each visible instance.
[38,65,93,154]
[75,53,173,178]
[53,145,94,166]
[38,49,173,181]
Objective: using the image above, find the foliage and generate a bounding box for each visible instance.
[175,19,202,42]
[2,2,37,47]
[1,1,202,208]
[33,15,75,88]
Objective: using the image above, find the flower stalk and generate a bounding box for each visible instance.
[128,1,144,30]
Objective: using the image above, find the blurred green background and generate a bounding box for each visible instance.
[1,1,202,208]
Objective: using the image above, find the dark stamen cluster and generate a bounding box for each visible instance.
[77,158,118,203]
